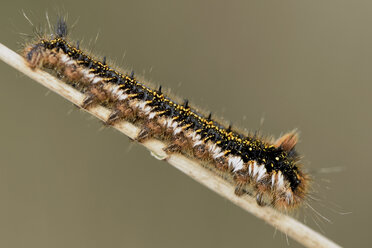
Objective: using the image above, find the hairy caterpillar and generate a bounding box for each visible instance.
[23,18,309,211]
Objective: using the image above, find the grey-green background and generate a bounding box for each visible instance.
[0,1,370,247]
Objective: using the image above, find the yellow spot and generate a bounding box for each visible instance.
[156,110,166,115]
[182,124,192,130]
[102,78,113,81]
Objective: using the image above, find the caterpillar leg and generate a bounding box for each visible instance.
[81,93,97,109]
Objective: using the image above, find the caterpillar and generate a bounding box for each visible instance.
[23,18,309,211]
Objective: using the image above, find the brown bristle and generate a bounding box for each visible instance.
[274,131,299,151]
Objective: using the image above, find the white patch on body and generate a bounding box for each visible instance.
[92,77,102,84]
[60,54,69,63]
[148,112,157,119]
[173,127,182,135]
[277,171,284,189]
[271,174,276,188]
[256,165,267,181]
[228,156,244,172]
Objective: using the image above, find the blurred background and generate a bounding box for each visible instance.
[0,1,370,247]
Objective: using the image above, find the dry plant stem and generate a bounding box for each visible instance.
[0,43,341,248]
